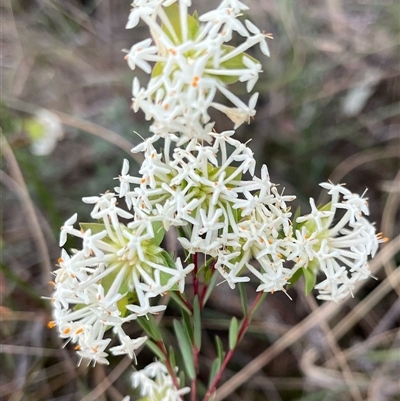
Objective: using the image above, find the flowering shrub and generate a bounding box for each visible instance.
[48,0,383,399]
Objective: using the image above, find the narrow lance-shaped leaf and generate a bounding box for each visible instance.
[287,267,303,289]
[249,292,267,320]
[169,292,192,315]
[208,357,222,388]
[173,320,196,380]
[79,222,106,234]
[203,269,219,306]
[212,45,260,85]
[238,282,248,315]
[162,3,200,44]
[229,317,239,350]
[303,266,317,296]
[151,221,165,246]
[215,335,225,363]
[137,314,162,341]
[182,306,194,340]
[193,296,202,349]
[145,339,166,362]
[169,345,176,368]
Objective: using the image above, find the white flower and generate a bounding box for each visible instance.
[131,361,190,401]
[59,213,78,246]
[51,191,194,364]
[28,108,63,156]
[114,132,295,290]
[125,0,270,139]
[290,183,385,302]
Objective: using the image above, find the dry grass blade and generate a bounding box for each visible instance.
[332,264,400,341]
[381,169,400,297]
[80,356,133,401]
[325,328,398,369]
[51,110,143,163]
[302,295,364,401]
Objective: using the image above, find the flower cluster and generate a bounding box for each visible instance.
[49,0,382,381]
[50,197,194,364]
[125,0,270,140]
[289,182,382,301]
[131,361,190,401]
[118,130,296,290]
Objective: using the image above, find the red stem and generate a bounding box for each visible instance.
[190,345,200,401]
[202,292,264,401]
[192,252,199,296]
[199,262,216,309]
[157,340,181,390]
[176,291,193,313]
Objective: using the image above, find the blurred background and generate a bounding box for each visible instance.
[1,0,399,400]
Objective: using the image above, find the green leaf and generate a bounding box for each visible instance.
[193,296,202,349]
[213,46,260,85]
[145,339,166,361]
[163,3,200,44]
[208,165,242,184]
[196,257,215,277]
[249,292,267,320]
[179,370,185,390]
[152,61,165,78]
[238,283,248,315]
[215,335,225,363]
[79,222,106,234]
[303,267,317,295]
[182,307,194,340]
[203,270,219,306]
[159,251,179,291]
[169,345,176,367]
[224,165,243,183]
[229,317,239,350]
[173,320,196,379]
[137,315,162,341]
[169,292,192,315]
[287,268,303,289]
[208,357,222,388]
[151,221,165,246]
[160,250,176,269]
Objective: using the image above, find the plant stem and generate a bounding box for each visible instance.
[193,252,199,296]
[157,340,181,390]
[200,261,216,309]
[202,291,265,401]
[191,345,200,401]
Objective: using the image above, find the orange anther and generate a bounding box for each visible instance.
[191,76,200,87]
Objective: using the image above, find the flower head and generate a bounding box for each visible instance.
[125,0,270,140]
[289,183,384,302]
[50,192,194,364]
[116,132,295,292]
[131,361,190,401]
